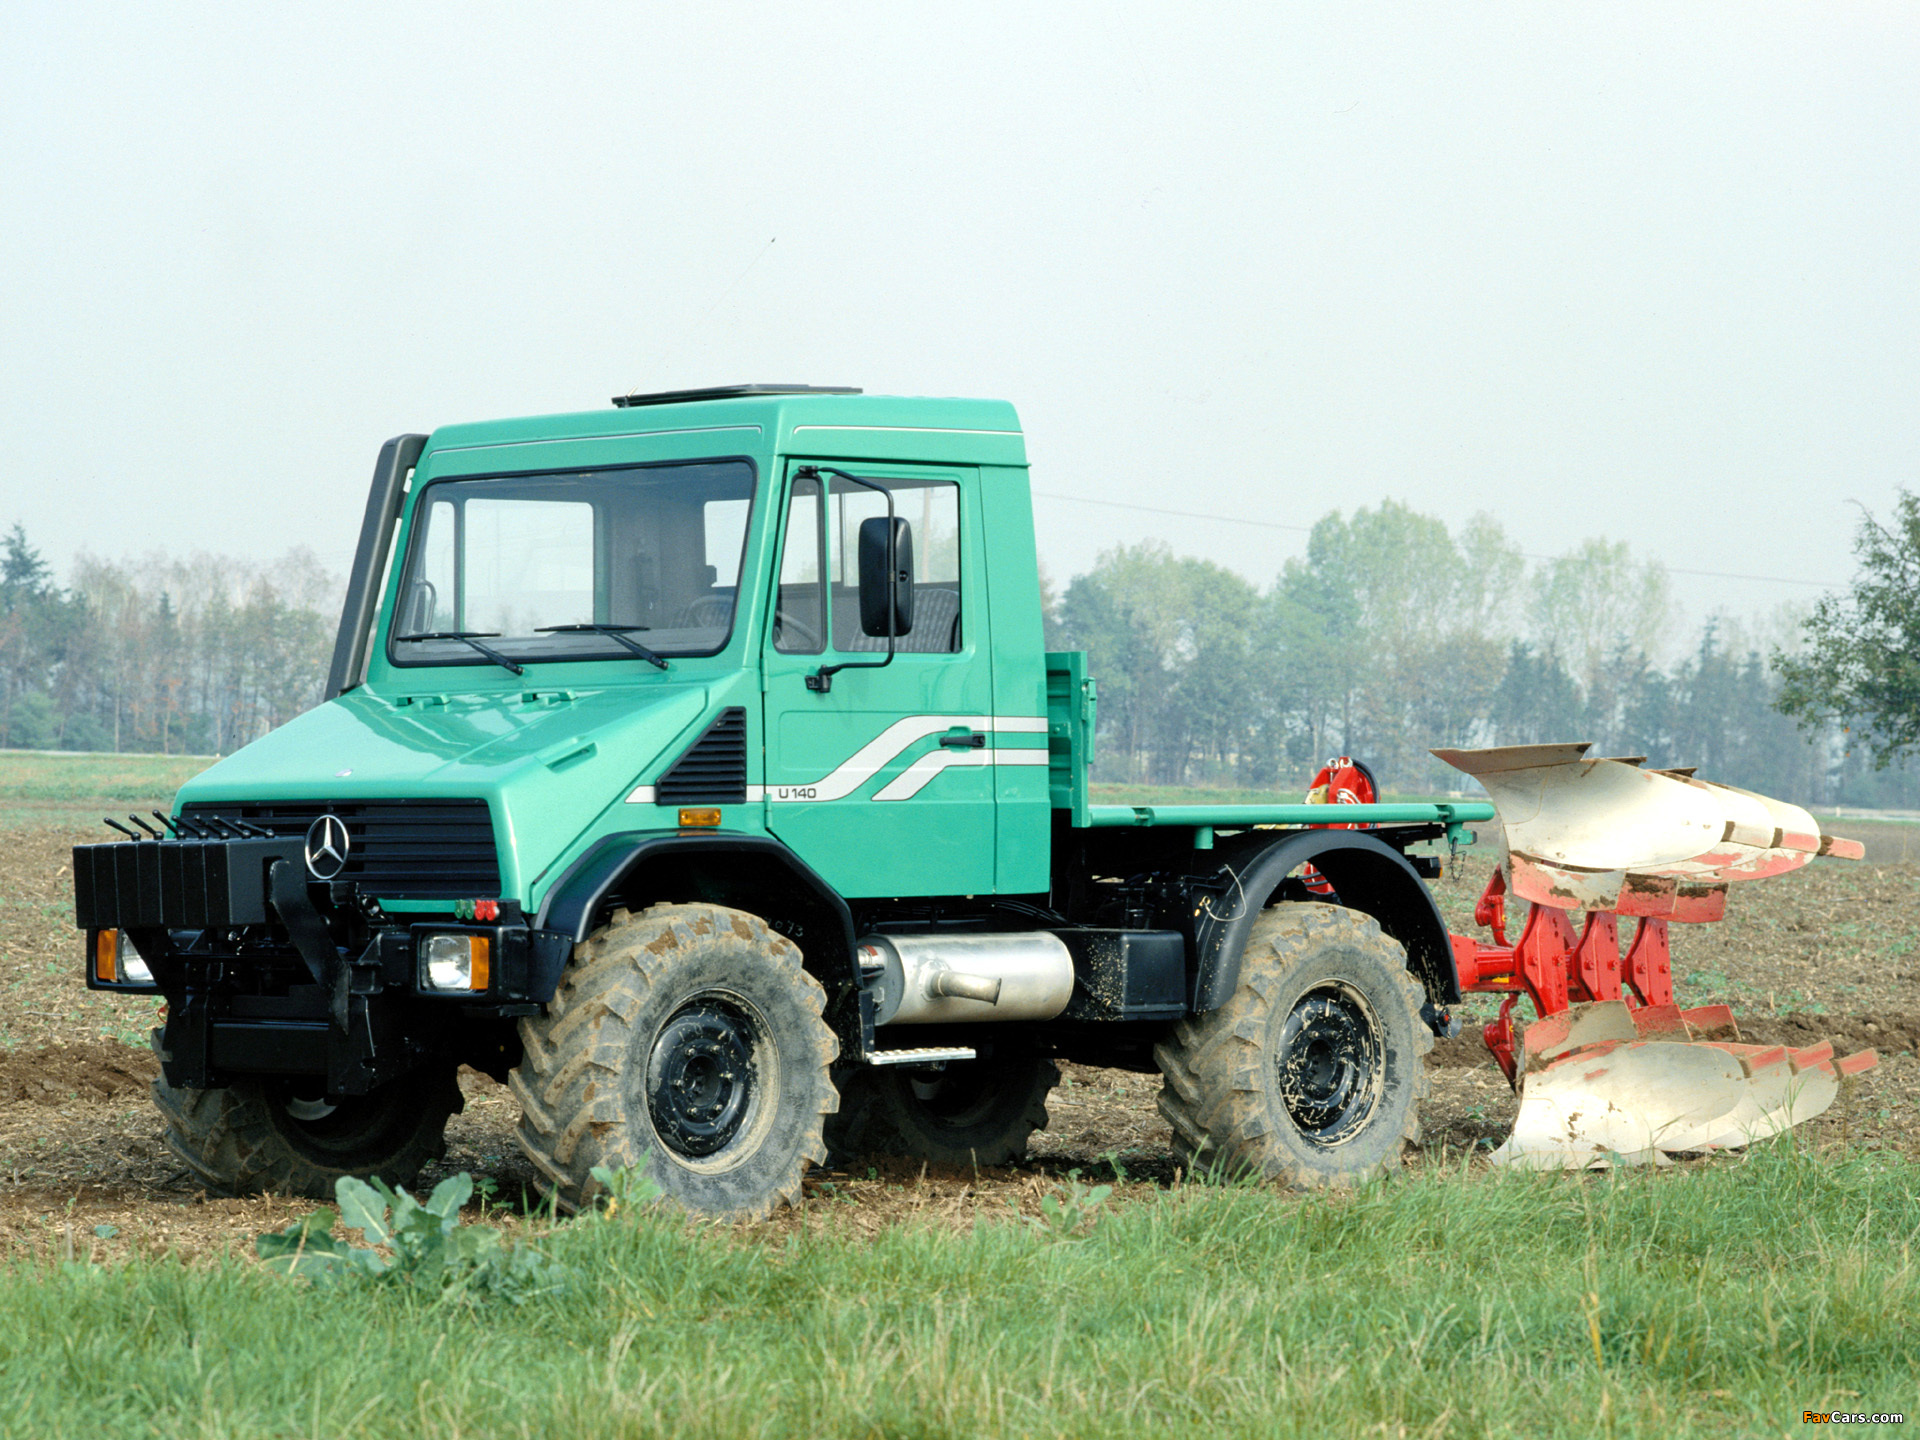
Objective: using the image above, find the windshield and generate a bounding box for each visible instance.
[387,459,755,669]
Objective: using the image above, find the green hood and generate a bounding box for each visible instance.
[177,682,714,901]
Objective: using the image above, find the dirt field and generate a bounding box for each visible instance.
[4,816,1915,1264]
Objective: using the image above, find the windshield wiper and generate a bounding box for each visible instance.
[535,623,670,670]
[395,630,526,676]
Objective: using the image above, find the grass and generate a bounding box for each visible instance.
[1091,782,1305,806]
[0,751,215,829]
[2,1144,1915,1438]
[4,755,1915,1434]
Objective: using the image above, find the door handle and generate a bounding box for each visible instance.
[940,729,986,749]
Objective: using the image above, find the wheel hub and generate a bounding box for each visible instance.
[283,1095,338,1123]
[264,1078,429,1161]
[647,997,760,1159]
[1275,984,1383,1145]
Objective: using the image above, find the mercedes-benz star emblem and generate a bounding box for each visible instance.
[304,814,351,881]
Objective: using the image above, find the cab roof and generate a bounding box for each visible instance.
[425,388,1028,468]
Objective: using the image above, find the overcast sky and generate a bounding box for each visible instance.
[3,2,1915,636]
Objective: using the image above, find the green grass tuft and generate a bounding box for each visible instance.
[1,1143,1913,1437]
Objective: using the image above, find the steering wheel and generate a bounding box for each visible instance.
[676,596,735,629]
[771,610,823,650]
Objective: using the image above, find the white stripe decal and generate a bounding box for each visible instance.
[771,714,1045,802]
[794,714,990,801]
[625,784,767,804]
[872,745,1049,801]
[872,747,988,801]
[626,716,1046,804]
[438,423,762,455]
[788,425,1024,438]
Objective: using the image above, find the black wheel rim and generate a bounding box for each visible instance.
[647,995,761,1159]
[1275,983,1383,1146]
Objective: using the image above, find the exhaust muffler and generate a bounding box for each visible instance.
[858,932,1075,1026]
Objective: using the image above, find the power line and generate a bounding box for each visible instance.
[1030,490,1845,591]
[1033,491,1315,535]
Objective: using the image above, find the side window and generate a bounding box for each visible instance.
[774,474,824,654]
[827,478,962,654]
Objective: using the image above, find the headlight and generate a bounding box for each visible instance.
[92,929,154,986]
[419,933,492,992]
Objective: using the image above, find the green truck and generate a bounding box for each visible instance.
[72,385,1491,1220]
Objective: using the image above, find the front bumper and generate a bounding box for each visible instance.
[73,835,572,1094]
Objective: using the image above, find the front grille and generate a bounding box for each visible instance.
[180,798,500,899]
[655,708,748,804]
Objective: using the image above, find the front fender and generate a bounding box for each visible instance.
[1191,830,1457,1013]
[532,831,858,997]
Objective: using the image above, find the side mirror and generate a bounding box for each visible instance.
[858,516,914,637]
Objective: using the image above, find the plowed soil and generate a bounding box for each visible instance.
[4,821,1916,1262]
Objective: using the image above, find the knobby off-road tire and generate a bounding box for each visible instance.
[826,1050,1060,1168]
[152,1063,462,1199]
[1155,902,1431,1188]
[511,903,838,1221]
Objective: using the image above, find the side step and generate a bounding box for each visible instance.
[863,1046,977,1067]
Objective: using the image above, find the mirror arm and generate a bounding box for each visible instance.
[796,466,897,693]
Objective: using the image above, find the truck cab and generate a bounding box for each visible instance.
[194,387,1051,908]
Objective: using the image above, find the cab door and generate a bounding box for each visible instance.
[760,462,1002,898]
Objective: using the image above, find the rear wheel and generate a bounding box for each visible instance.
[511,903,838,1220]
[1155,903,1430,1187]
[827,1049,1059,1167]
[153,1064,462,1199]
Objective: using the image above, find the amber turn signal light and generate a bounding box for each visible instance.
[94,928,118,983]
[91,929,154,986]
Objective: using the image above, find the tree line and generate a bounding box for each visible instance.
[1048,499,1920,809]
[0,525,338,756]
[3,502,1915,810]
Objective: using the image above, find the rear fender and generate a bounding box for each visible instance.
[1191,830,1457,1013]
[532,831,857,998]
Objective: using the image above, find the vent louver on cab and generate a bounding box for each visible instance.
[654,707,749,805]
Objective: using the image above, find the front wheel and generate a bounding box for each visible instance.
[153,1065,462,1199]
[1154,903,1430,1187]
[510,903,838,1220]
